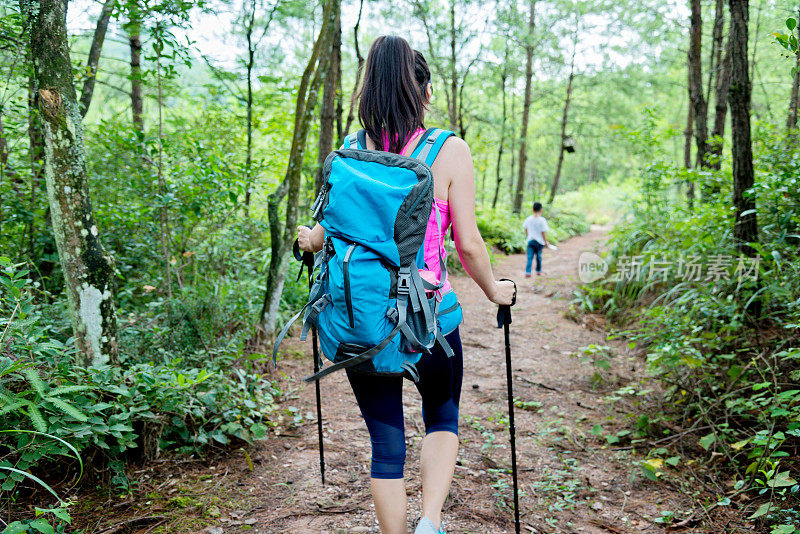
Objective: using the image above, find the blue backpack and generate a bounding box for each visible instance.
[273,127,463,382]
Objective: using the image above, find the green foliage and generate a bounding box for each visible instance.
[475,205,590,254]
[772,17,799,76]
[578,118,800,531]
[0,260,280,521]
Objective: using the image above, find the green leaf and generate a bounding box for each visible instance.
[749,501,774,519]
[29,518,56,534]
[771,525,796,534]
[665,456,680,466]
[768,471,797,488]
[35,506,71,523]
[590,424,603,436]
[250,423,268,440]
[3,521,30,534]
[699,433,715,450]
[44,397,88,422]
[788,17,797,31]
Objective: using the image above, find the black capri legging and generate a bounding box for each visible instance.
[345,329,463,480]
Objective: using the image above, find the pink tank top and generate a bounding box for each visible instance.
[398,131,453,294]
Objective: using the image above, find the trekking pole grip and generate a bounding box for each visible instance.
[496,278,517,328]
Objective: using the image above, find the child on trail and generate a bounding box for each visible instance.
[296,36,514,534]
[523,201,549,277]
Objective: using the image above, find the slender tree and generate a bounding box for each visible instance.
[728,0,757,257]
[343,0,364,136]
[242,0,280,214]
[260,0,337,336]
[549,34,577,204]
[688,0,708,169]
[709,38,731,170]
[20,0,119,365]
[126,8,144,134]
[787,7,800,131]
[316,0,342,194]
[79,0,115,117]
[705,0,725,107]
[512,0,535,213]
[492,43,510,209]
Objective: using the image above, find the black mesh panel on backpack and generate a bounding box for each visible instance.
[394,169,434,269]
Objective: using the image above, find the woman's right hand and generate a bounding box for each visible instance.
[488,279,516,305]
[297,225,313,252]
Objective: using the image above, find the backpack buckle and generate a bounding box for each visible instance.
[397,273,411,295]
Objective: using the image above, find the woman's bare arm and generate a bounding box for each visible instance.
[441,138,514,305]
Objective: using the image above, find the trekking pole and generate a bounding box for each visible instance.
[496,278,519,533]
[293,233,325,485]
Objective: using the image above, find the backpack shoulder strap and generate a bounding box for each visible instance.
[410,128,455,166]
[341,130,367,150]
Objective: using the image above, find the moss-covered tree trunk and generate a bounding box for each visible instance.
[259,0,335,337]
[21,0,119,365]
[316,0,341,194]
[127,10,144,135]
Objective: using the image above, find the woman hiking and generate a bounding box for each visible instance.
[297,35,515,534]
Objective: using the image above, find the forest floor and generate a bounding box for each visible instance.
[75,227,747,534]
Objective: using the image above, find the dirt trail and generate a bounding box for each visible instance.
[247,227,694,534]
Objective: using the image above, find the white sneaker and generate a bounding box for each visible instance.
[414,517,446,534]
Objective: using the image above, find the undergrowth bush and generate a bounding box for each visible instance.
[571,121,800,532]
[0,258,281,529]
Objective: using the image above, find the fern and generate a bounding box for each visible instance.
[26,403,47,432]
[0,400,26,416]
[44,397,87,422]
[22,367,47,396]
[47,385,90,396]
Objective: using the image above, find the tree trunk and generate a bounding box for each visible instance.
[787,8,800,131]
[509,92,516,199]
[260,0,336,336]
[447,0,459,133]
[513,0,535,214]
[684,62,695,208]
[79,0,115,117]
[728,0,757,256]
[244,1,255,215]
[492,47,509,210]
[21,0,119,365]
[27,77,44,258]
[316,0,341,194]
[549,39,576,204]
[0,113,9,180]
[343,0,364,136]
[688,0,708,170]
[709,37,732,170]
[128,12,144,134]
[705,0,725,107]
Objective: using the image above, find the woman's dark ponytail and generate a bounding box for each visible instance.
[358,35,426,154]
